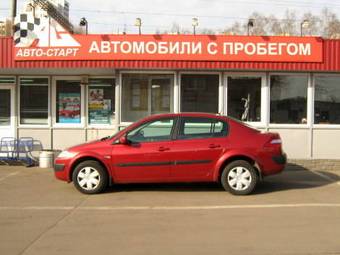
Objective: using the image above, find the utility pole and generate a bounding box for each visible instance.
[11,0,17,35]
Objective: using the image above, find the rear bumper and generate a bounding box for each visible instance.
[272,153,287,165]
[260,152,287,176]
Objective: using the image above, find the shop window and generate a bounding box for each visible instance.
[227,77,261,122]
[122,74,173,122]
[0,90,11,126]
[270,75,308,124]
[180,74,219,113]
[20,78,49,125]
[88,78,115,125]
[56,80,81,124]
[315,76,340,124]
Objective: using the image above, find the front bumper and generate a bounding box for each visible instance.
[54,163,65,172]
[54,159,71,182]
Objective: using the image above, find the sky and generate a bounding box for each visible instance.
[1,0,340,34]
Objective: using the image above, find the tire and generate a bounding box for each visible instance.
[72,160,108,194]
[221,160,258,195]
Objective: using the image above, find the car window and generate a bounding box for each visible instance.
[127,118,175,143]
[178,117,227,140]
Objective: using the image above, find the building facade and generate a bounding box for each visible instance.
[1,35,340,160]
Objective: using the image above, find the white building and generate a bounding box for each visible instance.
[23,0,70,20]
[49,0,69,20]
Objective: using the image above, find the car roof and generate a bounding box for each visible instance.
[144,112,227,121]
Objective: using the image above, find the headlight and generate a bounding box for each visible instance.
[57,151,77,159]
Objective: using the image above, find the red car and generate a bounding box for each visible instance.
[54,113,286,195]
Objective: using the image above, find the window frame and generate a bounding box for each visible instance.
[87,76,116,129]
[52,76,85,128]
[126,117,177,144]
[313,73,340,128]
[175,116,228,141]
[18,76,51,128]
[268,72,311,128]
[224,72,266,128]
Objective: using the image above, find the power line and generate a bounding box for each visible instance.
[70,1,340,15]
[70,10,338,23]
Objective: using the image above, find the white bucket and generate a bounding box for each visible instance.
[39,151,55,168]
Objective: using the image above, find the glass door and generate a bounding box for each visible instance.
[0,86,15,141]
[121,74,174,123]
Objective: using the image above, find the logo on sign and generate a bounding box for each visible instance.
[14,13,80,58]
[14,13,80,47]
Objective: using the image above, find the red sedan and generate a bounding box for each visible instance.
[54,113,286,195]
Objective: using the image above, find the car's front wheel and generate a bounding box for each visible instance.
[72,160,108,194]
[221,160,258,195]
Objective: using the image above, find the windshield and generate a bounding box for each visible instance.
[100,123,133,141]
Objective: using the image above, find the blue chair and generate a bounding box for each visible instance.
[17,137,36,166]
[0,137,18,164]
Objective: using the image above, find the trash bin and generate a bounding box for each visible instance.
[39,151,54,168]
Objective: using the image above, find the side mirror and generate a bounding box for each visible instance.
[119,135,129,145]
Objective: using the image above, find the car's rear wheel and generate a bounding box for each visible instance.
[72,160,108,194]
[221,160,258,195]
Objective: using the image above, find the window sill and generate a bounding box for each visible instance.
[268,124,310,129]
[312,124,340,129]
[52,124,85,129]
[87,125,116,129]
[18,125,51,129]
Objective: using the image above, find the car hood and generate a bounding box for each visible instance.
[67,139,109,152]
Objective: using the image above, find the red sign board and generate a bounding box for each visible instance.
[14,34,323,62]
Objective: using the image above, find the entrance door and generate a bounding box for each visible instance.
[0,86,15,141]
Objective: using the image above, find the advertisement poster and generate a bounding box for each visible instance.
[58,93,81,123]
[89,89,111,124]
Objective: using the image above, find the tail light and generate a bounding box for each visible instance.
[270,138,282,145]
[264,134,282,152]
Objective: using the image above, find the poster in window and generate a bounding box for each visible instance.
[89,89,111,124]
[58,93,81,123]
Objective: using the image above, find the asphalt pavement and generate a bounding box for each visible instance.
[0,165,339,255]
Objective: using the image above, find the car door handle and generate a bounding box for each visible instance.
[209,144,221,149]
[158,147,170,152]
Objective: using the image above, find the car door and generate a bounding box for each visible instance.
[112,117,176,182]
[169,116,228,181]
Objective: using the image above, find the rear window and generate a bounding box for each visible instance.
[227,116,260,132]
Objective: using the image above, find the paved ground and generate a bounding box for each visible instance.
[0,165,340,255]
